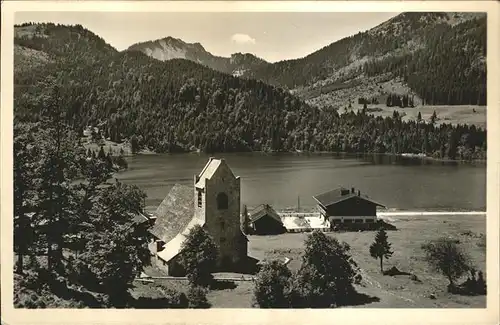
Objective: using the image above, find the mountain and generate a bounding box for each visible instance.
[127,37,269,77]
[13,20,486,160]
[124,13,486,109]
[245,12,486,108]
[14,23,118,91]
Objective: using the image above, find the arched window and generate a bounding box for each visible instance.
[217,192,228,210]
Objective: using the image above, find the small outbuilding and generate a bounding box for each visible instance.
[248,204,286,235]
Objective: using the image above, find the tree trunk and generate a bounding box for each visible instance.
[15,187,26,274]
[47,242,53,271]
[15,210,25,275]
[16,252,24,274]
[448,275,454,287]
[380,257,384,273]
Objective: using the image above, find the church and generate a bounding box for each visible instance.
[148,157,258,276]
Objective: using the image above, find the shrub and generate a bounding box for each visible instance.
[477,233,486,249]
[178,225,218,287]
[288,231,359,308]
[253,260,291,308]
[131,284,188,309]
[422,237,472,289]
[187,285,210,309]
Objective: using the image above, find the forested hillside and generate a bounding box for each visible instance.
[127,13,486,109]
[247,12,487,107]
[14,22,486,160]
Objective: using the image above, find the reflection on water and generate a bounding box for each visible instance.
[116,153,486,212]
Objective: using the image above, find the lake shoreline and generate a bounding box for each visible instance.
[83,138,486,164]
[132,149,487,164]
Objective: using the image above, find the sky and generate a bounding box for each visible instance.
[15,12,399,62]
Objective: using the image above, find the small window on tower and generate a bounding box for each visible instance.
[197,191,202,208]
[220,220,225,230]
[217,192,228,210]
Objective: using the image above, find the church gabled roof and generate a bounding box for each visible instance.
[157,215,206,263]
[149,184,195,243]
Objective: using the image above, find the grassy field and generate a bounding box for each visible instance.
[136,214,486,308]
[249,214,486,308]
[354,104,487,128]
[301,76,487,129]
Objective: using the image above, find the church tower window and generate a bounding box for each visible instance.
[217,192,228,210]
[197,190,202,208]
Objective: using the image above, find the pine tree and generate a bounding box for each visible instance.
[369,228,394,273]
[106,151,114,170]
[430,110,437,124]
[35,85,81,272]
[98,146,106,160]
[14,123,38,274]
[130,135,139,154]
[386,95,392,107]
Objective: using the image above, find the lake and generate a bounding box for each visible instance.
[115,153,486,212]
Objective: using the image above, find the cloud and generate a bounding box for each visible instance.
[231,33,256,45]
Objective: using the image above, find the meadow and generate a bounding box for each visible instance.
[135,214,486,308]
[358,104,487,129]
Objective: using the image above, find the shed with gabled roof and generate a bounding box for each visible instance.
[248,204,285,235]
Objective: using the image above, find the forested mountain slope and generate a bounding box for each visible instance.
[246,12,486,108]
[14,22,486,160]
[15,23,118,104]
[124,13,486,109]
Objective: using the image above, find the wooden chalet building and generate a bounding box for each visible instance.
[248,204,285,235]
[313,187,386,230]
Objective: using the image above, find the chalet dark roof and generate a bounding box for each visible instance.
[249,204,282,224]
[149,184,195,243]
[313,187,386,208]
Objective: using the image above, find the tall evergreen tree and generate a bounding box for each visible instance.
[14,123,39,274]
[98,146,106,160]
[369,228,394,273]
[430,110,437,124]
[34,85,81,272]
